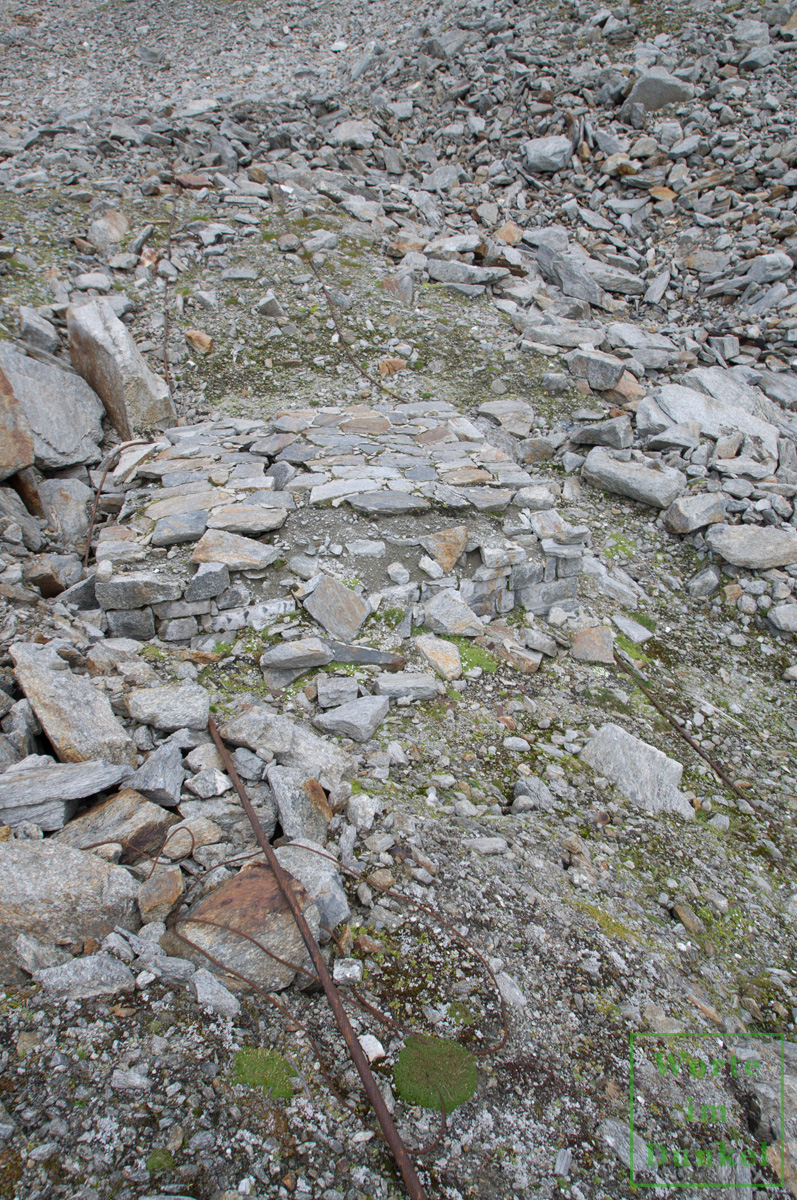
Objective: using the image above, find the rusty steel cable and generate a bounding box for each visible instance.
[612,647,748,802]
[207,716,431,1200]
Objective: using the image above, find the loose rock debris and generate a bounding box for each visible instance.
[0,0,797,1195]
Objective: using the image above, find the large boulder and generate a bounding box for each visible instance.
[67,300,175,438]
[0,840,140,982]
[0,344,103,470]
[0,364,35,481]
[582,448,686,509]
[706,524,797,569]
[10,640,137,767]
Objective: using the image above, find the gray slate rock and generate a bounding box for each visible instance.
[663,493,726,534]
[580,723,693,819]
[627,67,695,111]
[0,841,140,983]
[127,683,210,731]
[313,695,390,743]
[184,561,230,601]
[130,742,185,806]
[582,448,686,508]
[374,672,438,701]
[37,953,135,999]
[705,524,797,568]
[769,604,797,633]
[423,590,485,636]
[303,575,369,643]
[191,967,240,1017]
[220,706,350,789]
[523,135,573,172]
[67,300,175,439]
[38,478,92,551]
[0,343,104,470]
[570,416,632,450]
[267,764,332,841]
[0,757,133,830]
[275,839,350,940]
[55,786,180,860]
[95,571,182,610]
[11,640,137,767]
[347,491,430,515]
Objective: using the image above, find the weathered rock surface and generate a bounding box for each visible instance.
[582,448,686,509]
[126,683,209,731]
[10,641,137,767]
[67,301,175,438]
[0,345,104,470]
[0,841,140,982]
[55,787,180,860]
[0,759,134,830]
[581,723,693,820]
[313,694,390,742]
[706,524,797,569]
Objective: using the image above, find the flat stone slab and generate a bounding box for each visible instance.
[10,641,137,768]
[582,447,686,509]
[190,529,282,571]
[663,493,726,535]
[0,759,134,830]
[207,505,288,535]
[705,524,797,569]
[374,672,438,701]
[346,491,430,515]
[95,571,182,610]
[151,510,209,546]
[313,695,390,742]
[127,683,210,731]
[37,953,135,999]
[580,722,693,819]
[415,633,462,680]
[303,575,369,642]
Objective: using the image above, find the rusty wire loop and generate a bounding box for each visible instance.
[612,648,749,802]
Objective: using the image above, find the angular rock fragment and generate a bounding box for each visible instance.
[67,300,175,438]
[0,841,140,982]
[0,364,35,481]
[127,683,209,731]
[375,672,437,701]
[313,695,390,743]
[11,641,137,767]
[55,786,180,860]
[95,571,183,610]
[0,344,103,470]
[190,528,282,571]
[37,953,135,999]
[705,524,797,569]
[580,723,693,819]
[582,448,686,508]
[267,765,334,840]
[130,742,185,806]
[275,839,350,940]
[0,758,134,830]
[303,575,369,643]
[423,590,485,636]
[663,494,726,535]
[415,633,462,680]
[220,707,350,789]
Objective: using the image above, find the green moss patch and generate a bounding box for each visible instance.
[232,1047,296,1100]
[393,1035,477,1112]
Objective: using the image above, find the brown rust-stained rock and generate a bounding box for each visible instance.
[418,525,469,572]
[138,865,184,923]
[55,788,180,862]
[0,365,35,482]
[167,862,321,992]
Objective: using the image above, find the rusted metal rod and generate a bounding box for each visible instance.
[208,717,430,1200]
